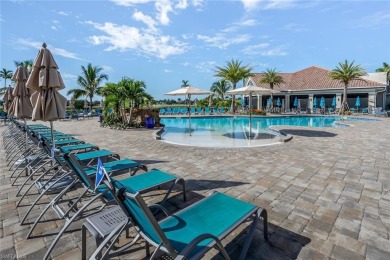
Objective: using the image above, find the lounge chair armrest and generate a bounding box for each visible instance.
[148,203,170,216]
[175,233,230,260]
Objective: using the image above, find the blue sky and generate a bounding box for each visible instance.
[1,0,389,100]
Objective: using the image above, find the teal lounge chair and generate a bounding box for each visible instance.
[204,107,211,115]
[40,151,186,260]
[166,107,173,115]
[159,108,166,115]
[91,180,268,260]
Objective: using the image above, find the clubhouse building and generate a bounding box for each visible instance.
[244,66,389,112]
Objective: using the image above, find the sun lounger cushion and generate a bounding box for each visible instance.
[160,192,256,257]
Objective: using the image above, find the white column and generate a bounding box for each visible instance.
[285,95,290,112]
[309,94,314,109]
[368,92,376,111]
[336,93,342,109]
[257,95,262,110]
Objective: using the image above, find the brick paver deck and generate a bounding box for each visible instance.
[1,115,389,259]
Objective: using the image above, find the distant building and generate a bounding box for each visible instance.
[244,66,388,111]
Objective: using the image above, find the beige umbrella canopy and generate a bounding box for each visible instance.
[8,66,33,118]
[227,85,281,138]
[165,86,211,136]
[26,43,67,121]
[3,85,14,112]
[26,43,67,154]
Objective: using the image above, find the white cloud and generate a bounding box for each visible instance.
[260,48,287,56]
[283,23,309,32]
[241,43,270,55]
[57,11,71,16]
[242,43,287,56]
[155,0,173,25]
[242,0,262,11]
[62,73,78,79]
[51,26,58,30]
[195,61,216,73]
[110,0,152,6]
[242,0,295,11]
[192,0,204,8]
[15,39,85,60]
[132,11,157,31]
[164,69,172,73]
[222,18,257,33]
[86,21,187,59]
[175,0,188,9]
[102,65,113,71]
[357,11,390,28]
[197,34,251,49]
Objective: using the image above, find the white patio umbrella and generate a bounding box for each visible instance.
[227,85,280,138]
[26,43,67,157]
[165,86,211,136]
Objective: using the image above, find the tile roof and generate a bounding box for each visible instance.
[251,66,386,91]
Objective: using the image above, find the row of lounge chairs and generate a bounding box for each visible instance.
[2,119,269,259]
[159,107,231,115]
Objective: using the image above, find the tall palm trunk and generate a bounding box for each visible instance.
[232,82,236,113]
[342,84,348,111]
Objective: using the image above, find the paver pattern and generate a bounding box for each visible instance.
[1,116,389,259]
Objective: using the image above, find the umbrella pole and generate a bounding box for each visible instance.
[188,94,191,136]
[23,118,29,176]
[249,93,252,139]
[50,121,55,166]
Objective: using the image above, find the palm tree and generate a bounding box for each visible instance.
[100,82,123,115]
[330,60,367,112]
[375,62,390,85]
[14,60,33,74]
[0,68,13,88]
[210,80,231,100]
[181,80,190,88]
[259,68,284,108]
[214,59,253,112]
[67,63,108,110]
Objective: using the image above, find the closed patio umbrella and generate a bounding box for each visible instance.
[276,97,281,107]
[165,86,211,136]
[26,43,67,156]
[332,96,336,108]
[355,96,361,111]
[3,85,14,112]
[293,97,298,107]
[8,66,33,159]
[313,97,317,108]
[8,66,33,118]
[320,96,325,108]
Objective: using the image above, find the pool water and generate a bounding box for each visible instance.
[160,116,348,147]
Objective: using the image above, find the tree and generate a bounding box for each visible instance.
[14,60,33,74]
[0,68,13,88]
[259,68,284,108]
[210,80,231,100]
[375,62,390,85]
[67,63,108,110]
[181,80,190,88]
[330,60,367,112]
[214,59,253,112]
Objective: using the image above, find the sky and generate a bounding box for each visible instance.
[1,0,389,101]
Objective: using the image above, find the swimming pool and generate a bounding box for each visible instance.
[159,116,367,148]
